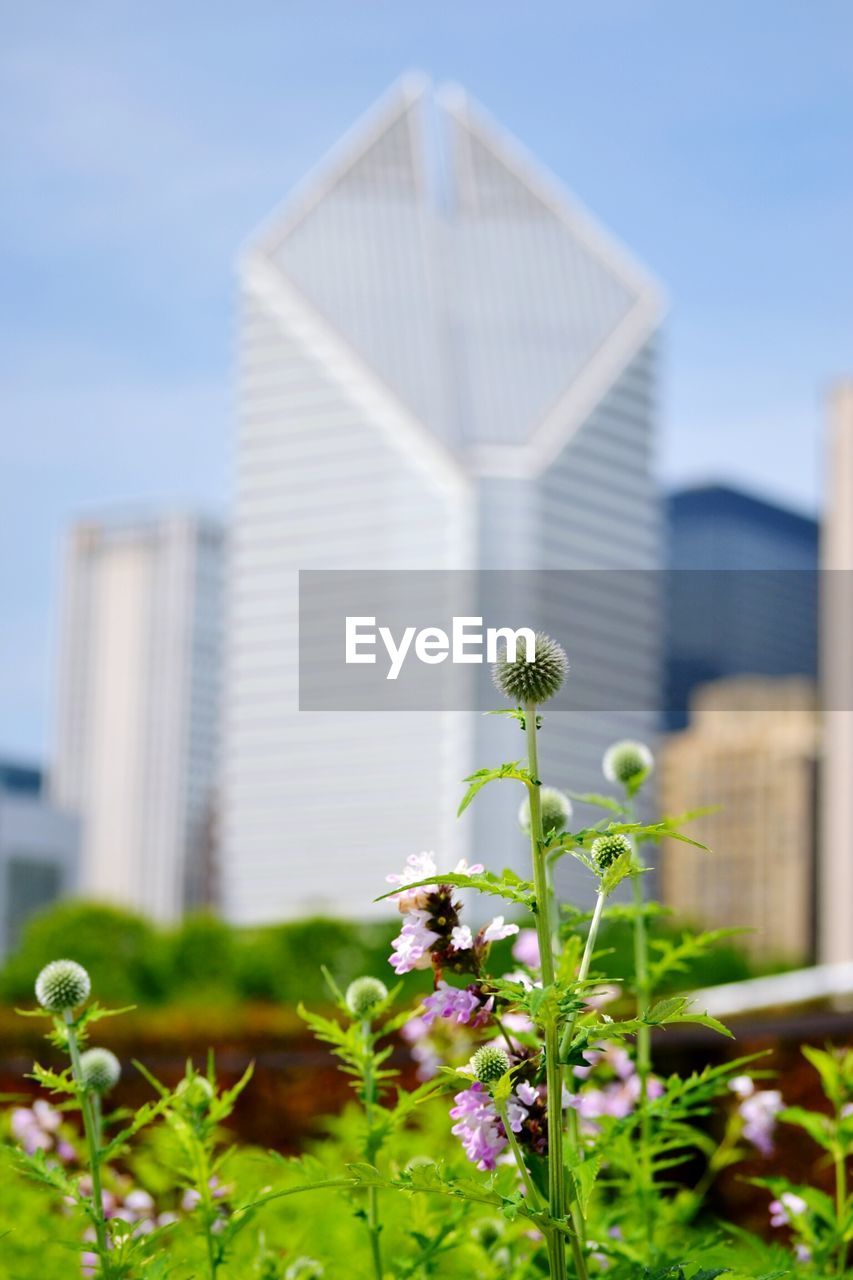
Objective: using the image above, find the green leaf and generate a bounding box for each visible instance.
[375,869,534,909]
[779,1105,836,1151]
[457,762,533,816]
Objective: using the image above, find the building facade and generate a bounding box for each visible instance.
[53,514,223,920]
[0,761,79,957]
[660,678,818,963]
[821,381,853,963]
[665,484,819,730]
[224,78,663,923]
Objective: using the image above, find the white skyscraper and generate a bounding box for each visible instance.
[820,381,853,962]
[54,514,223,920]
[225,78,663,924]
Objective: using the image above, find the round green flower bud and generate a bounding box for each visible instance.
[35,959,91,1013]
[79,1047,121,1094]
[345,976,388,1020]
[471,1045,511,1085]
[591,832,632,871]
[493,633,568,706]
[518,787,572,837]
[603,740,654,788]
[176,1075,215,1111]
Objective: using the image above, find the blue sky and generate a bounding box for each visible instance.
[2,1,852,759]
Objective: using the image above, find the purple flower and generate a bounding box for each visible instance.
[769,1192,807,1228]
[740,1089,783,1156]
[422,981,493,1028]
[512,929,541,969]
[450,1083,507,1170]
[389,910,440,975]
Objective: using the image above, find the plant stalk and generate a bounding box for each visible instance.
[628,799,654,1254]
[524,703,582,1280]
[495,1099,545,1211]
[836,1139,848,1276]
[64,1012,110,1276]
[362,1020,384,1280]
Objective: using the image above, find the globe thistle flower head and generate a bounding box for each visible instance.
[591,833,632,871]
[471,1044,511,1086]
[35,960,91,1013]
[518,787,572,837]
[603,740,654,789]
[492,633,568,706]
[80,1047,121,1094]
[345,976,388,1020]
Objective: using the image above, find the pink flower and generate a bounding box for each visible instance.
[769,1192,807,1228]
[386,854,483,912]
[482,916,519,944]
[422,981,493,1028]
[450,1083,507,1170]
[512,930,540,969]
[389,911,439,975]
[740,1089,783,1156]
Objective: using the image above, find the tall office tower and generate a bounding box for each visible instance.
[666,484,818,729]
[821,381,853,963]
[225,78,663,923]
[660,678,819,963]
[0,760,79,957]
[53,514,223,920]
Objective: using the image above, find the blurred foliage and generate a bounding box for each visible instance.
[0,898,761,1012]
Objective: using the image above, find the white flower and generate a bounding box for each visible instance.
[483,916,519,944]
[450,925,473,951]
[728,1075,755,1099]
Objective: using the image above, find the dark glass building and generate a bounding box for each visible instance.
[665,484,819,728]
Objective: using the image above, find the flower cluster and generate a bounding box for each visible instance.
[570,1044,663,1127]
[10,1100,76,1161]
[387,852,517,977]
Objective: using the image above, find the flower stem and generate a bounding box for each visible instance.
[835,1138,848,1276]
[559,890,606,1063]
[495,1100,545,1211]
[628,800,654,1254]
[362,1020,384,1280]
[64,1012,109,1276]
[524,703,581,1280]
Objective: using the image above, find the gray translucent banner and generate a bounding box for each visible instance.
[298,569,834,713]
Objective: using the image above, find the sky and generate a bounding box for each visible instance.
[1,1,852,759]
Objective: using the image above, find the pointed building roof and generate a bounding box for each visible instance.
[245,76,664,477]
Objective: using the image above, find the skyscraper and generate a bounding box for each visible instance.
[0,760,79,957]
[820,381,853,963]
[665,484,819,729]
[225,78,663,923]
[53,514,223,920]
[659,677,819,963]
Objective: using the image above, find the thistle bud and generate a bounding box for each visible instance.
[345,976,388,1021]
[591,833,632,871]
[35,959,91,1013]
[176,1075,215,1111]
[518,787,572,837]
[79,1047,121,1094]
[471,1045,511,1085]
[603,740,654,788]
[493,633,568,706]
